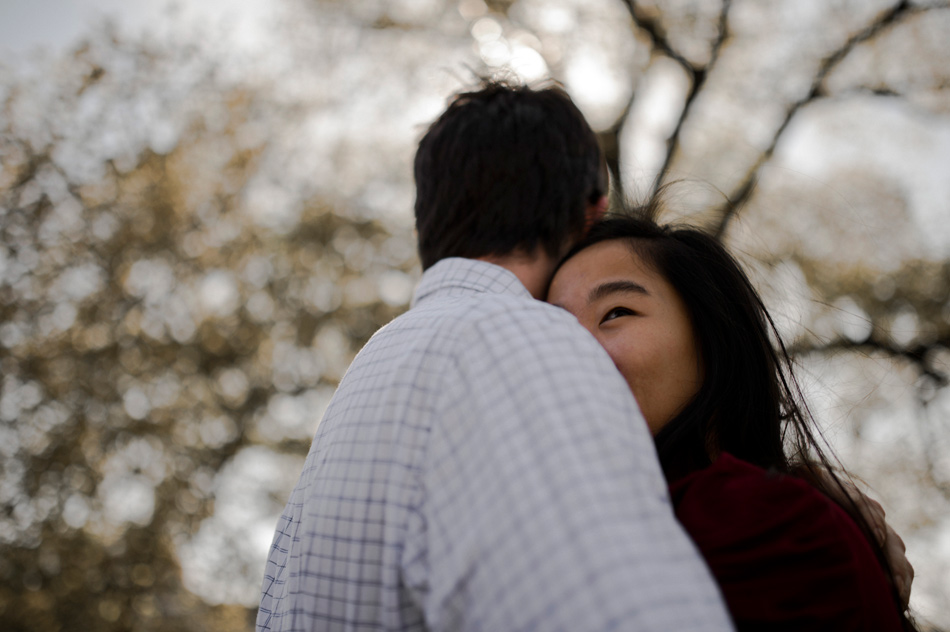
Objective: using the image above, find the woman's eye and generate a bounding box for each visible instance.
[601,307,635,323]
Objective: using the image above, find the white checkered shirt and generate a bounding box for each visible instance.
[257,258,733,631]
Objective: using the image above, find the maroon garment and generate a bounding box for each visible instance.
[669,453,903,631]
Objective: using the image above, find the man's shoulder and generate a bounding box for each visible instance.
[388,288,570,334]
[459,291,576,327]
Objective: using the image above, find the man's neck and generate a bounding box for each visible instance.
[476,249,559,300]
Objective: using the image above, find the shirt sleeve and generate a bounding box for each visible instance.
[669,453,903,632]
[403,301,734,632]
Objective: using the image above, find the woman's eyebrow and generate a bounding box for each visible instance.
[588,280,650,304]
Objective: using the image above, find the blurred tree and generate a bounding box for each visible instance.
[0,18,416,632]
[1,0,948,630]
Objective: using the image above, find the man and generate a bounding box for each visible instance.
[256,81,735,631]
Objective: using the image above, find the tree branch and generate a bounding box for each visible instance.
[621,1,697,71]
[713,0,927,239]
[653,0,731,197]
[789,334,950,387]
[614,1,733,202]
[597,96,636,209]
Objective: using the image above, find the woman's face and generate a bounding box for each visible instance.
[548,240,703,434]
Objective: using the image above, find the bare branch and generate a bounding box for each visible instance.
[713,0,931,239]
[620,1,697,70]
[615,1,733,201]
[789,335,950,387]
[597,95,636,208]
[653,0,732,197]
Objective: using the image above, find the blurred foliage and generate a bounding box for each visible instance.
[1,0,949,630]
[0,18,415,632]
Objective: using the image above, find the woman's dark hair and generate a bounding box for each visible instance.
[557,203,915,629]
[414,79,605,270]
[560,206,830,475]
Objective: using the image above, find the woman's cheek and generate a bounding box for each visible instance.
[601,339,640,392]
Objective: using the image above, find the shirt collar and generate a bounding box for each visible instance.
[411,257,533,308]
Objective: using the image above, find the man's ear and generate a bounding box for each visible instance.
[585,195,608,231]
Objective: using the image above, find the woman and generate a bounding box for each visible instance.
[547,209,915,630]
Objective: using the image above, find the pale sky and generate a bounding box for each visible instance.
[0,0,274,57]
[1,0,160,55]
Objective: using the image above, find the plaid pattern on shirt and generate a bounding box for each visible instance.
[257,257,732,631]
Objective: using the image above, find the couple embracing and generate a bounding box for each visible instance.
[258,81,914,631]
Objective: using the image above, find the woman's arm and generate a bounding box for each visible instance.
[670,453,905,631]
